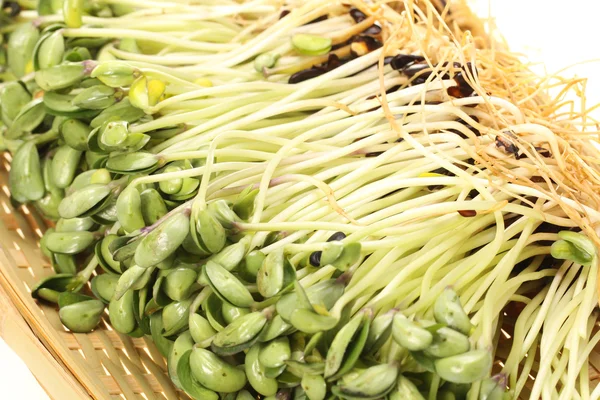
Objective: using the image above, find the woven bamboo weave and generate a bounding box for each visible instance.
[0,152,188,400]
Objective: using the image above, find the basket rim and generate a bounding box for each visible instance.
[0,245,110,400]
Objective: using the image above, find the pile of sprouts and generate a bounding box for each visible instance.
[2,0,600,398]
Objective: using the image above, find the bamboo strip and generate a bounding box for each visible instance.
[139,351,183,400]
[101,354,139,400]
[61,331,148,350]
[119,352,157,399]
[143,336,168,371]
[0,280,89,399]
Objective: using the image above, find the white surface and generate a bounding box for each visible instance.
[469,0,600,109]
[0,1,598,399]
[0,337,50,399]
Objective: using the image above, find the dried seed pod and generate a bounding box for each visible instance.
[495,135,518,156]
[289,68,325,84]
[390,54,425,71]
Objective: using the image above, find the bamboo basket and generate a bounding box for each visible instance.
[2,1,600,398]
[0,152,186,400]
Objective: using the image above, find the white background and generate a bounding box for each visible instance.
[468,0,600,108]
[1,0,599,398]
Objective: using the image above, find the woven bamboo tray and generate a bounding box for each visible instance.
[0,152,186,400]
